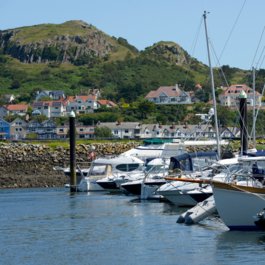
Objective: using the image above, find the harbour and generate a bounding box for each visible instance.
[1,187,265,265]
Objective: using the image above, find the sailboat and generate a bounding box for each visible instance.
[162,12,265,228]
[157,11,224,206]
[170,89,265,230]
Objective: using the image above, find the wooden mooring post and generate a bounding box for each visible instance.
[239,90,248,155]
[69,111,77,192]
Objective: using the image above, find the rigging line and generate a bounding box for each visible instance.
[255,45,265,69]
[218,0,247,62]
[257,50,265,70]
[182,17,203,90]
[251,26,265,68]
[190,17,204,58]
[249,82,265,139]
[253,83,265,122]
[209,40,230,88]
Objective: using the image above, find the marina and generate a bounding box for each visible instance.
[1,188,265,265]
[1,4,265,264]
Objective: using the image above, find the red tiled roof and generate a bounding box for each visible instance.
[145,86,182,98]
[97,99,117,107]
[221,84,261,96]
[6,104,28,111]
[67,95,96,102]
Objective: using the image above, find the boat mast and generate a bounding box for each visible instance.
[252,67,256,148]
[203,11,221,159]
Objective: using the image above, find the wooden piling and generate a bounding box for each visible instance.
[239,91,248,155]
[69,111,77,192]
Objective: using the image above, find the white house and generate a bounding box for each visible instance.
[66,95,98,114]
[31,100,67,118]
[218,84,262,108]
[97,122,141,139]
[145,84,192,105]
[4,104,29,117]
[9,117,28,140]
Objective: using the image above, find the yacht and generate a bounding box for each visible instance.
[156,152,233,206]
[120,157,169,199]
[77,155,145,192]
[208,156,265,230]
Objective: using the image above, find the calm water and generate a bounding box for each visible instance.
[1,188,265,265]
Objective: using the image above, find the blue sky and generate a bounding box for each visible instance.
[0,0,264,70]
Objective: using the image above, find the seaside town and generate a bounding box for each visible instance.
[0,84,261,141]
[2,2,265,265]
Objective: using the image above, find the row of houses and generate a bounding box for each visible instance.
[145,84,263,107]
[1,83,262,120]
[0,118,240,141]
[0,95,117,119]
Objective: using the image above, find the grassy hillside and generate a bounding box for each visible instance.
[0,20,262,104]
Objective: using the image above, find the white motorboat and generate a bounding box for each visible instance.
[121,138,228,162]
[80,155,145,192]
[156,151,220,206]
[53,163,91,189]
[120,157,169,199]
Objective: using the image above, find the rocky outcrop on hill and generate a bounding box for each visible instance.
[0,20,137,64]
[0,142,139,189]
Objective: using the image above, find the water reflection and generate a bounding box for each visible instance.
[215,231,265,264]
[217,231,265,246]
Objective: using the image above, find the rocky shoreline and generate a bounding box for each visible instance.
[0,142,139,189]
[0,141,235,189]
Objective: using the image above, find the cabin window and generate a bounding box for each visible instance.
[128,164,140,171]
[116,163,140,172]
[116,164,128,171]
[90,165,107,175]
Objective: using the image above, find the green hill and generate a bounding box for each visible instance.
[0,20,261,103]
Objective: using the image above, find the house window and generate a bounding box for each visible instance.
[114,130,118,134]
[124,129,129,133]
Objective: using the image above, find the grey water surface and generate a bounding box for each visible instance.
[0,188,265,265]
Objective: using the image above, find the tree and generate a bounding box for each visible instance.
[10,80,20,89]
[135,99,155,119]
[94,126,112,138]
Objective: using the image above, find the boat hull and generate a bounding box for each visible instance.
[96,180,121,192]
[77,178,104,192]
[121,182,141,195]
[213,183,265,230]
[158,189,210,206]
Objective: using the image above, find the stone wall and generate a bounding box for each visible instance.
[0,141,234,189]
[0,142,139,189]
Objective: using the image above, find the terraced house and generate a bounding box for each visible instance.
[31,100,67,118]
[66,95,98,114]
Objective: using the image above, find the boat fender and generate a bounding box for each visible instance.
[254,208,265,229]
